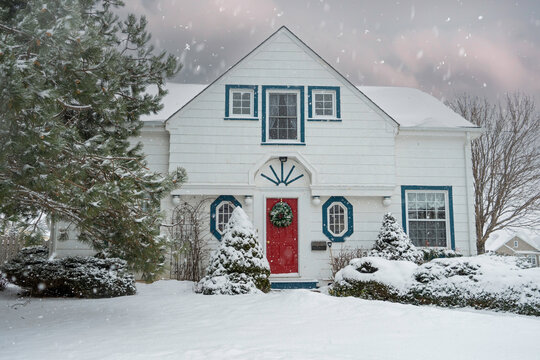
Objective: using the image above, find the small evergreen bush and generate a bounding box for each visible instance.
[369,213,423,264]
[198,208,270,295]
[330,255,540,316]
[2,246,136,298]
[420,248,462,263]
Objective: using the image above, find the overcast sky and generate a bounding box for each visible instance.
[119,0,540,104]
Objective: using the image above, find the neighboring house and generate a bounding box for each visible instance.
[486,229,540,267]
[52,26,481,287]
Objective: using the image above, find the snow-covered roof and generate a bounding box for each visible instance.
[140,83,207,122]
[486,228,540,252]
[358,86,478,129]
[142,83,478,130]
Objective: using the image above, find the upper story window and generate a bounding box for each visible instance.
[313,91,335,117]
[322,196,354,242]
[402,186,455,249]
[231,90,253,116]
[308,86,341,121]
[269,92,299,141]
[514,240,519,248]
[210,195,242,240]
[225,85,258,120]
[262,86,305,145]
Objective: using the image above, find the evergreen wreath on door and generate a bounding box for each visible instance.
[270,201,293,227]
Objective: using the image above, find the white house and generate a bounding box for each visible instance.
[52,26,481,287]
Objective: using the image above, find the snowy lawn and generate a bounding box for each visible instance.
[1,281,539,360]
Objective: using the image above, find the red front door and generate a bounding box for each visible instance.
[266,198,298,274]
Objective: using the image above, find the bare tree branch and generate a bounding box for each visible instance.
[450,93,540,253]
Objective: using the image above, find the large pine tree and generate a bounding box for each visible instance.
[0,0,185,280]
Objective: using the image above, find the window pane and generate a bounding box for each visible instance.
[269,93,298,140]
[328,203,346,236]
[233,92,241,100]
[407,190,449,247]
[217,202,235,234]
[242,92,250,101]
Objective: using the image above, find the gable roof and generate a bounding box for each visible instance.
[486,228,540,252]
[163,26,397,127]
[144,26,478,131]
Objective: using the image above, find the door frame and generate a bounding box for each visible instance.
[262,189,308,277]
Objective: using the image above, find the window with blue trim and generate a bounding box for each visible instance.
[210,195,241,240]
[308,86,341,121]
[225,85,258,120]
[322,196,353,242]
[261,86,305,145]
[401,186,454,249]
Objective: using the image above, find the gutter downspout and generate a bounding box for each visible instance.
[464,132,477,255]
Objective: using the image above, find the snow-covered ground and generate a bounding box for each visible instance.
[1,281,539,360]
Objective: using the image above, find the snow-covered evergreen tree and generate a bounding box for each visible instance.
[0,0,185,280]
[369,213,423,264]
[198,208,270,295]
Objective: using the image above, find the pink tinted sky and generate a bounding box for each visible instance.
[120,0,540,104]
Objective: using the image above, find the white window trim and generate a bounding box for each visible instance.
[229,88,254,118]
[327,202,348,237]
[216,201,235,235]
[311,89,336,119]
[404,189,451,248]
[265,89,301,143]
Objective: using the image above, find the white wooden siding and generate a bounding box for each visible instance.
[389,134,474,255]
[168,31,396,189]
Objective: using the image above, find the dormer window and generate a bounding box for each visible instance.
[308,86,341,121]
[225,85,258,120]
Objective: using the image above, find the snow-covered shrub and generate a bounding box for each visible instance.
[368,213,423,264]
[330,246,368,279]
[409,255,540,315]
[2,246,136,298]
[198,208,270,295]
[420,248,462,263]
[329,257,417,300]
[330,254,540,316]
[0,274,6,291]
